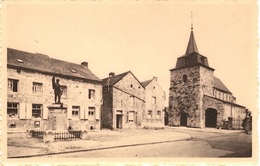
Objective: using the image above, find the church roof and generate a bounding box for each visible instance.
[172,28,214,71]
[185,29,199,55]
[213,76,232,94]
[7,48,101,83]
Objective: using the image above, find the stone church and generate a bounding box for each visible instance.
[168,27,247,129]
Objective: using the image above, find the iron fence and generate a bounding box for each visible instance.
[31,130,46,138]
[30,130,82,140]
[54,130,82,140]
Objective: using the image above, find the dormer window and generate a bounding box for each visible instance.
[17,59,24,63]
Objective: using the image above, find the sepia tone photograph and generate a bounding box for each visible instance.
[1,0,258,165]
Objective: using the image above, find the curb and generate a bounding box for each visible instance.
[8,137,192,158]
[166,126,244,134]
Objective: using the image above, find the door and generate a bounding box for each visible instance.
[180,113,187,126]
[205,108,217,127]
[116,114,122,129]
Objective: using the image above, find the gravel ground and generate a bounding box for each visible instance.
[7,128,191,158]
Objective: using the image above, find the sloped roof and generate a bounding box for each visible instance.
[141,79,153,87]
[185,30,199,56]
[7,48,101,82]
[213,76,232,94]
[102,71,130,86]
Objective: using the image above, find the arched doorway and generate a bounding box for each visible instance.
[205,108,217,127]
[180,113,188,126]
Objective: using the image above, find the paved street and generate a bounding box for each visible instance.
[43,127,251,158]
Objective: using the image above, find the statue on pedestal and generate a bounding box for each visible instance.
[52,76,62,103]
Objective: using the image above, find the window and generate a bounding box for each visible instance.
[148,110,152,118]
[213,90,215,97]
[130,84,133,88]
[61,86,67,98]
[88,89,95,99]
[72,106,80,118]
[32,82,43,93]
[88,107,95,117]
[219,92,221,99]
[8,79,18,92]
[128,111,135,122]
[32,104,42,118]
[7,103,19,118]
[130,96,135,105]
[157,111,161,118]
[183,75,187,83]
[152,97,156,104]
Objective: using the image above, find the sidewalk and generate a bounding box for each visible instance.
[7,128,191,158]
[166,126,245,134]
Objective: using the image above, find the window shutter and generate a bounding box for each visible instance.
[95,107,100,120]
[126,111,129,122]
[80,106,85,119]
[26,103,32,119]
[42,105,48,119]
[84,106,88,119]
[19,102,26,119]
[67,105,72,119]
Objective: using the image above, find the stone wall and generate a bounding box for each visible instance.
[203,95,246,129]
[112,73,145,129]
[143,78,165,127]
[7,68,102,131]
[168,66,201,127]
[231,105,246,129]
[200,67,214,97]
[101,86,113,129]
[202,96,224,128]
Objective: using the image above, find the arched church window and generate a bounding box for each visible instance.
[183,75,188,83]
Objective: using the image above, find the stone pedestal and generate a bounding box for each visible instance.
[81,131,88,140]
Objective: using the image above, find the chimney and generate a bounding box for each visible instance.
[109,72,115,77]
[153,76,158,81]
[81,62,88,67]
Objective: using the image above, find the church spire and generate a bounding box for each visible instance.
[185,12,199,55]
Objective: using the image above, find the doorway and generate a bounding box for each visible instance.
[205,108,217,127]
[180,113,188,126]
[116,114,122,129]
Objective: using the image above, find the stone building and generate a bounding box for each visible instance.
[141,77,166,128]
[168,27,247,129]
[7,48,102,131]
[101,71,145,129]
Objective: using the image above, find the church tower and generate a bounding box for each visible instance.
[168,25,215,128]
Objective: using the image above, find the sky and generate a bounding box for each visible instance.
[2,0,258,114]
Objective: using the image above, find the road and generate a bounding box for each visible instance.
[45,128,252,158]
